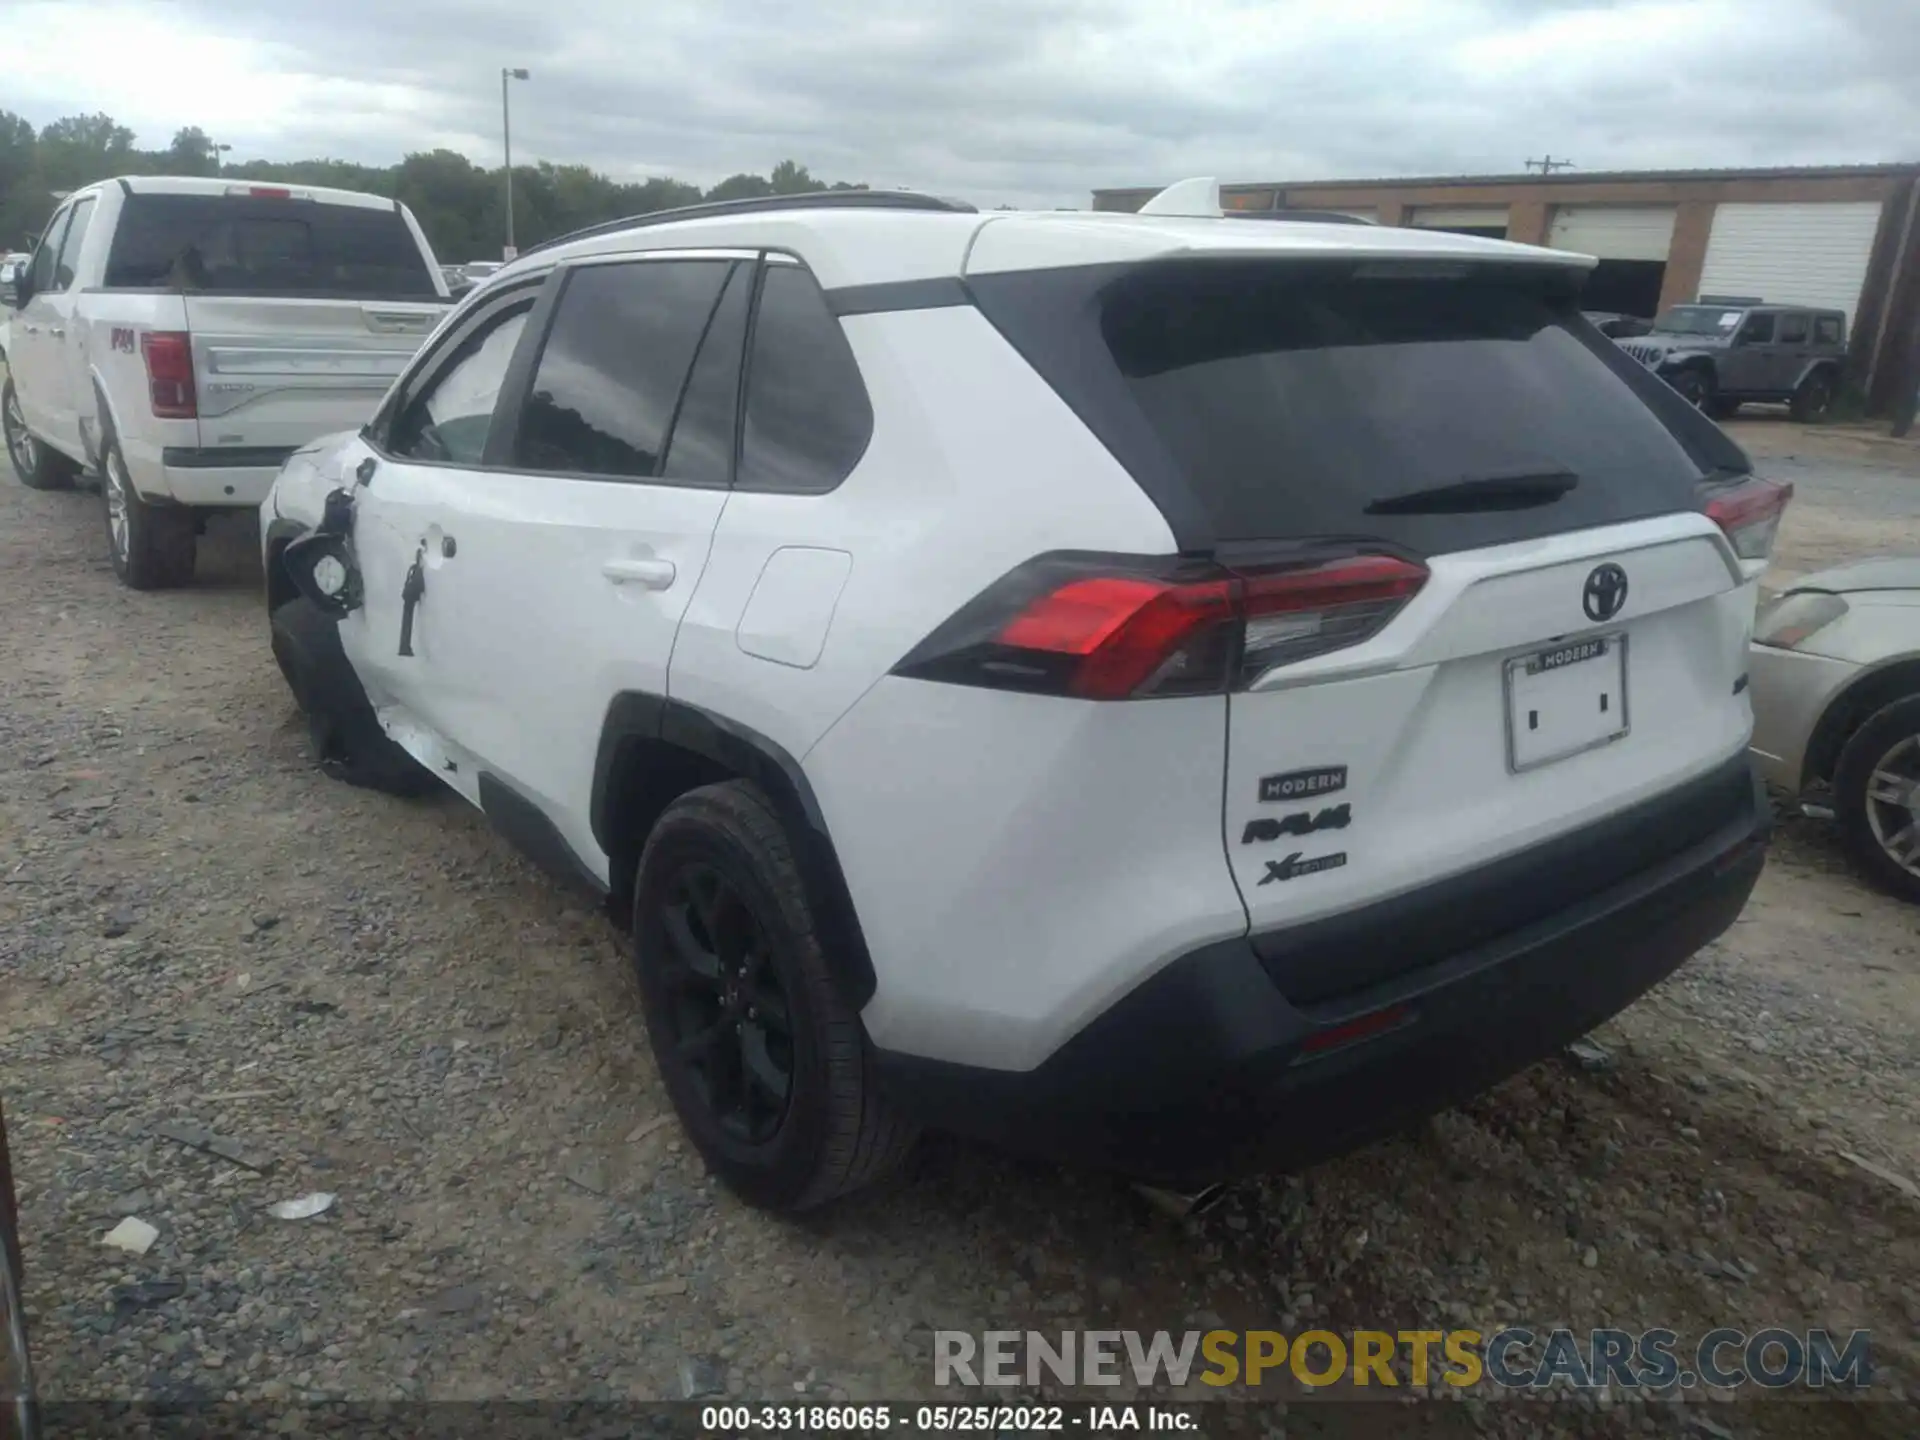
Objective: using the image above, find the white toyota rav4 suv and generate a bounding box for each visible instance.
[262,183,1784,1212]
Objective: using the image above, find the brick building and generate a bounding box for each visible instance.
[1092,164,1920,418]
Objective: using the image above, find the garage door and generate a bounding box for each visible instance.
[1548,206,1676,260]
[1697,202,1885,321]
[1408,205,1509,230]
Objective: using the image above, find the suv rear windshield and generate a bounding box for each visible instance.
[104,193,436,300]
[972,258,1744,555]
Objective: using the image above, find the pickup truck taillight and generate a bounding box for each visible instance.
[140,331,197,419]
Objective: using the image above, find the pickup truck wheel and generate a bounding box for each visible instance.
[632,780,916,1212]
[4,377,75,491]
[1790,370,1837,424]
[269,598,438,797]
[1833,695,1920,904]
[100,432,195,589]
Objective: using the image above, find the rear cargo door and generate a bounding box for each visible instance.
[975,256,1764,1003]
[1117,263,1756,983]
[101,188,448,450]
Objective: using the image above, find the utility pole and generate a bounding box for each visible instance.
[1525,155,1577,174]
[501,67,530,259]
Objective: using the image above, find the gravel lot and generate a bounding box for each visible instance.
[2,414,1918,1437]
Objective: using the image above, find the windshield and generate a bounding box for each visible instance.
[1652,305,1743,336]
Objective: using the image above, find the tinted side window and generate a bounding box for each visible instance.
[1741,312,1776,343]
[515,260,730,481]
[738,263,873,494]
[53,198,96,290]
[1776,313,1809,344]
[661,265,749,486]
[26,208,70,294]
[1814,315,1844,345]
[388,302,532,465]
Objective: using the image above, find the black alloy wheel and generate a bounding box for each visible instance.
[653,860,795,1145]
[631,780,916,1211]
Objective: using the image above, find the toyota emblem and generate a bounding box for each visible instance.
[1583,563,1629,623]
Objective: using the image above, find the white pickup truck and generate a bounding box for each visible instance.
[2,176,449,588]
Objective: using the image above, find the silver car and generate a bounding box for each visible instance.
[1750,558,1920,902]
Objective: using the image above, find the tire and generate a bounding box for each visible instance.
[100,430,195,589]
[632,780,916,1211]
[270,597,437,797]
[0,1223,34,1440]
[1667,367,1714,411]
[1832,694,1920,904]
[1790,369,1837,425]
[3,377,75,491]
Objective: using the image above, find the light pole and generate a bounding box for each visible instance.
[501,67,530,259]
[213,142,231,176]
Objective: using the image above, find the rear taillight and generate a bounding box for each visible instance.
[1701,475,1792,561]
[140,331,196,419]
[892,551,1428,700]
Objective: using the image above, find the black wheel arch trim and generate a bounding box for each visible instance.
[592,693,878,1008]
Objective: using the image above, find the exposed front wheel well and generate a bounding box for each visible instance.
[266,540,298,614]
[1803,659,1920,788]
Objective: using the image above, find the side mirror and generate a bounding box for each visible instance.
[282,532,362,617]
[5,275,27,310]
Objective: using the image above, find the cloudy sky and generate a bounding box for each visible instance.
[4,0,1915,207]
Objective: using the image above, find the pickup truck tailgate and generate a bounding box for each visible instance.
[184,296,444,450]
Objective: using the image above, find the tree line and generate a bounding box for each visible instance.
[0,111,874,264]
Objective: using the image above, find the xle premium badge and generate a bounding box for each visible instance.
[1243,804,1351,844]
[1259,765,1348,804]
[1258,851,1349,885]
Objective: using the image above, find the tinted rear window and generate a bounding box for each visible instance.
[974,259,1746,555]
[104,193,436,299]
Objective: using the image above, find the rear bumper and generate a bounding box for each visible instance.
[158,446,296,507]
[876,752,1769,1189]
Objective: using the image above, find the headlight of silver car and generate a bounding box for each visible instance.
[1753,591,1849,650]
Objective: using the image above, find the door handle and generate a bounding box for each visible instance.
[21,323,37,334]
[49,327,64,339]
[602,557,676,589]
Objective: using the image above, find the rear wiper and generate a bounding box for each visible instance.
[1365,470,1578,515]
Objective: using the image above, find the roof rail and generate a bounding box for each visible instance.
[519,189,978,260]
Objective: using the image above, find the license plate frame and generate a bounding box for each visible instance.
[1502,632,1630,774]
